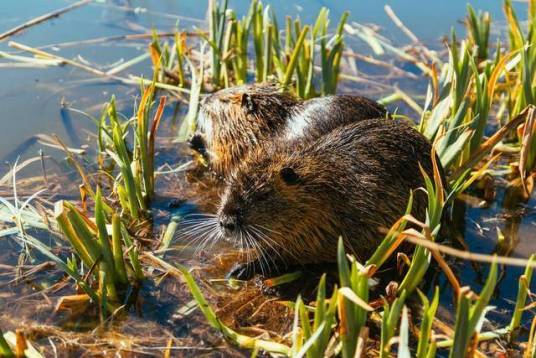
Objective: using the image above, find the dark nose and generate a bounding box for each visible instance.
[219,214,239,234]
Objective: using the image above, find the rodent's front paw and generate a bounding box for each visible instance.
[188,133,207,155]
[226,262,257,280]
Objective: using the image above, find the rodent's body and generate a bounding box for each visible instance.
[217,119,442,277]
[196,83,386,176]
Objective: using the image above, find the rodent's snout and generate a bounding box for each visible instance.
[218,191,245,240]
[218,213,241,238]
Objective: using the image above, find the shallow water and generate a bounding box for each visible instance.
[1,0,535,355]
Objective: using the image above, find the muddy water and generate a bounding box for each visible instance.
[0,0,535,355]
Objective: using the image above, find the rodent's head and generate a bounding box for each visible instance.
[217,144,339,263]
[198,83,297,144]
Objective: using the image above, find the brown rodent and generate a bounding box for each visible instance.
[215,118,443,279]
[194,83,387,176]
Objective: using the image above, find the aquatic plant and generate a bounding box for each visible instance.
[0,329,14,357]
[158,0,348,99]
[97,83,165,220]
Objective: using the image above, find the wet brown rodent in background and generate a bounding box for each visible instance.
[191,82,387,176]
[217,119,443,279]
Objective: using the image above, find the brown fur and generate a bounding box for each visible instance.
[217,119,443,276]
[198,83,297,176]
[197,83,387,176]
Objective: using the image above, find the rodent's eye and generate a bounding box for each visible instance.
[256,190,271,201]
[241,93,256,113]
[280,167,299,185]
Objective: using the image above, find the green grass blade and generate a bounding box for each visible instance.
[0,329,14,357]
[111,214,129,284]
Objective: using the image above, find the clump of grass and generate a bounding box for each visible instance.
[0,87,161,318]
[414,0,536,192]
[97,83,165,220]
[55,192,144,313]
[160,0,347,99]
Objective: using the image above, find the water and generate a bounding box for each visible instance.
[0,0,535,355]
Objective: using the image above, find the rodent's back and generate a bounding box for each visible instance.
[196,83,388,176]
[285,95,387,140]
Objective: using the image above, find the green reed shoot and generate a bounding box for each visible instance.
[207,0,228,87]
[466,5,491,61]
[526,317,536,358]
[250,0,265,81]
[379,290,407,358]
[178,52,204,141]
[449,260,498,357]
[311,275,337,357]
[337,238,371,358]
[292,275,337,358]
[55,193,144,309]
[399,158,445,294]
[0,328,14,357]
[509,254,536,339]
[416,287,440,358]
[319,11,349,96]
[226,8,252,84]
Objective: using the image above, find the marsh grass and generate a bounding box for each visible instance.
[3,0,536,356]
[96,83,165,220]
[155,0,348,102]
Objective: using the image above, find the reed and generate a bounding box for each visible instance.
[466,5,491,62]
[97,83,165,219]
[55,194,144,310]
[0,329,14,357]
[379,291,407,358]
[160,0,347,99]
[337,238,371,358]
[416,287,440,358]
[449,261,498,357]
[509,254,536,339]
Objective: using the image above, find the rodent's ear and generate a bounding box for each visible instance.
[241,93,256,113]
[280,167,300,185]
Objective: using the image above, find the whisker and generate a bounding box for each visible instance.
[255,224,298,261]
[250,225,291,263]
[248,227,278,274]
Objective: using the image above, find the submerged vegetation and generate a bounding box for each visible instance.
[1,0,536,356]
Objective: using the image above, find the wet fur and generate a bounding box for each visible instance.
[218,119,442,274]
[197,83,387,176]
